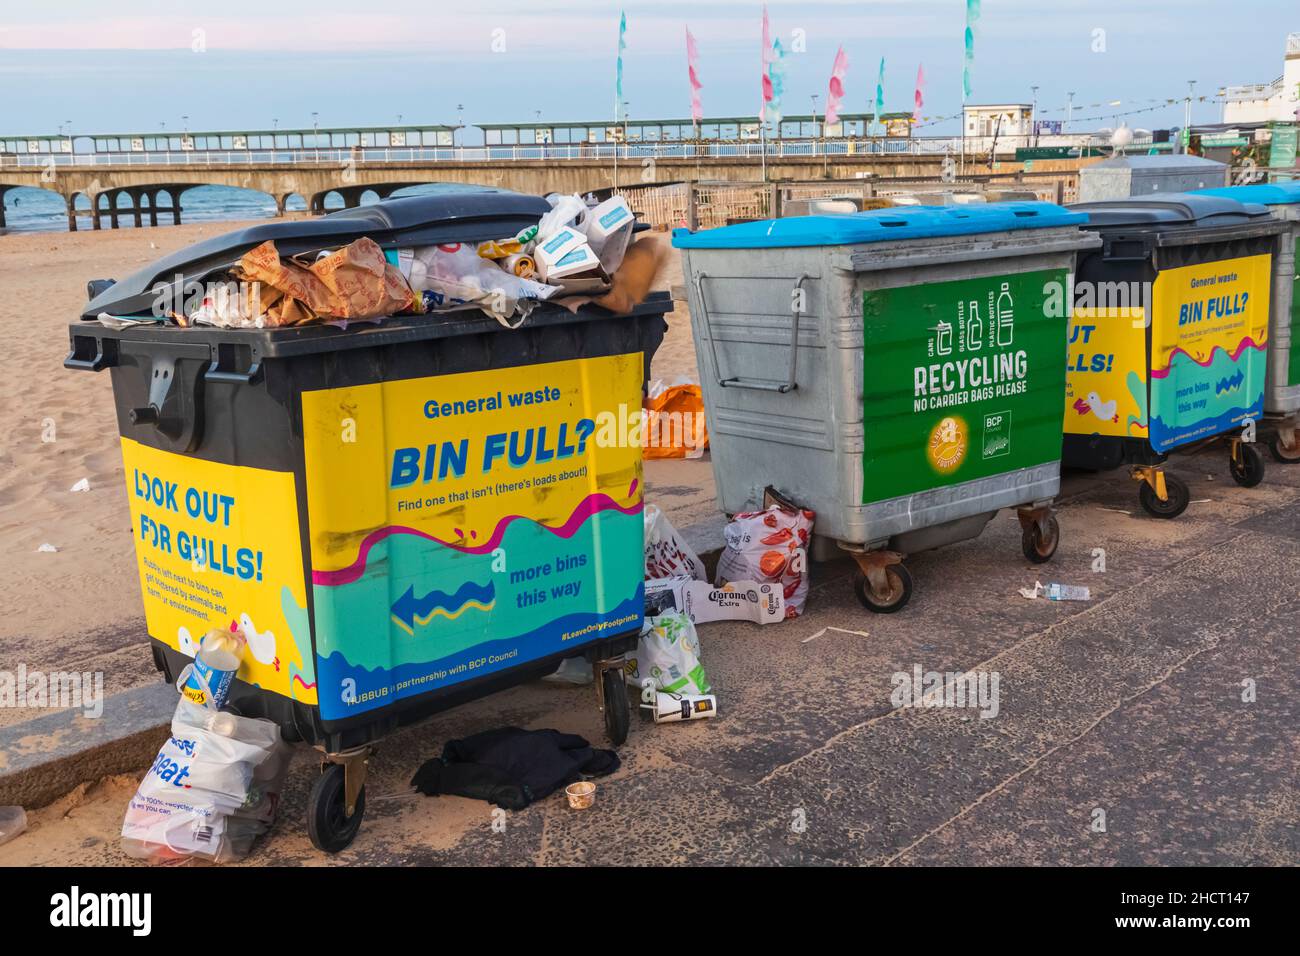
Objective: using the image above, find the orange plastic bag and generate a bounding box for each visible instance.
[642,380,709,460]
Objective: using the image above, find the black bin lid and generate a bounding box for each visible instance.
[82,189,551,321]
[1069,192,1274,232]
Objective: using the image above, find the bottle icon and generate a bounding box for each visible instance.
[935,319,953,355]
[967,302,984,350]
[996,282,1014,347]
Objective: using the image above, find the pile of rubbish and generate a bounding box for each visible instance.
[168,193,645,331]
[120,627,290,864]
[628,495,816,724]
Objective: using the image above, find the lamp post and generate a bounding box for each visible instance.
[1030,85,1039,149]
[1182,80,1196,154]
[312,111,320,161]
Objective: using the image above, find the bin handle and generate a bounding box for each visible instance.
[695,272,808,394]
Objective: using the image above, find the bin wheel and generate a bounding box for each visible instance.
[307,763,366,854]
[602,667,630,746]
[1021,515,1060,564]
[1229,443,1266,487]
[1138,474,1190,519]
[1267,433,1300,464]
[853,565,913,613]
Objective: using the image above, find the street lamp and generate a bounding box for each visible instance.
[1030,85,1039,148]
[312,111,320,160]
[1182,80,1196,154]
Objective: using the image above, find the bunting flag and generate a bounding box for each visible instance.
[760,6,774,122]
[824,46,849,126]
[686,27,703,124]
[963,0,980,101]
[615,11,627,121]
[768,38,788,125]
[875,57,886,131]
[913,64,925,122]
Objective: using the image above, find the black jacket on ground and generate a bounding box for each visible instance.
[410,727,621,810]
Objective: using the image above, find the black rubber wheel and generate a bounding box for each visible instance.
[1021,515,1060,564]
[853,564,913,613]
[1267,433,1300,464]
[1229,443,1266,487]
[306,763,365,854]
[1138,474,1190,519]
[602,668,630,746]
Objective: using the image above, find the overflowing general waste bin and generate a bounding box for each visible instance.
[66,191,670,852]
[1194,182,1300,463]
[673,203,1100,612]
[1064,193,1286,517]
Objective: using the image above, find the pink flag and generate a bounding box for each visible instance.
[686,27,703,124]
[913,63,925,122]
[824,46,849,126]
[760,6,774,120]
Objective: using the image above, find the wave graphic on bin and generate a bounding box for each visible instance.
[316,593,644,720]
[312,492,643,587]
[1150,337,1266,378]
[1150,340,1265,452]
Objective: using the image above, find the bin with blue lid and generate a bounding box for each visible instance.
[673,203,1100,612]
[1194,182,1300,463]
[1064,192,1287,517]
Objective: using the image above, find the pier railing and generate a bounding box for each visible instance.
[0,136,983,169]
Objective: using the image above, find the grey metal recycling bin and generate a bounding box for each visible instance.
[673,203,1100,612]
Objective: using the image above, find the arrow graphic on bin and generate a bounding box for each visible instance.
[391,580,497,635]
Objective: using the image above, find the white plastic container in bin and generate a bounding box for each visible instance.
[673,203,1100,612]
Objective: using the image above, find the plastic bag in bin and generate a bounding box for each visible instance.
[716,501,815,619]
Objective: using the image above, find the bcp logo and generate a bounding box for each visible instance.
[982,410,1012,460]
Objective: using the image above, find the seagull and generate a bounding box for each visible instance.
[177,626,199,658]
[238,613,279,671]
[1073,391,1119,423]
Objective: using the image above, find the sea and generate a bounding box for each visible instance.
[0,182,468,234]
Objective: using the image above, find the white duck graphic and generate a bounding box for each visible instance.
[1073,391,1119,424]
[239,613,279,671]
[176,626,199,658]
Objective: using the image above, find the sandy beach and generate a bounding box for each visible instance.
[0,218,699,731]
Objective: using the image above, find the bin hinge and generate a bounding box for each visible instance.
[64,333,119,373]
[205,343,263,386]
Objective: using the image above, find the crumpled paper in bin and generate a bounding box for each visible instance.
[237,237,416,326]
[190,237,417,328]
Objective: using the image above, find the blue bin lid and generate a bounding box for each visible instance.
[1193,181,1300,206]
[671,201,1088,249]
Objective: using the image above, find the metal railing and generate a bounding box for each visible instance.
[0,135,1073,170]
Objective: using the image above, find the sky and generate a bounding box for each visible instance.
[1,0,1296,138]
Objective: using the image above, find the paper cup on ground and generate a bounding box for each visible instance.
[565,781,596,810]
